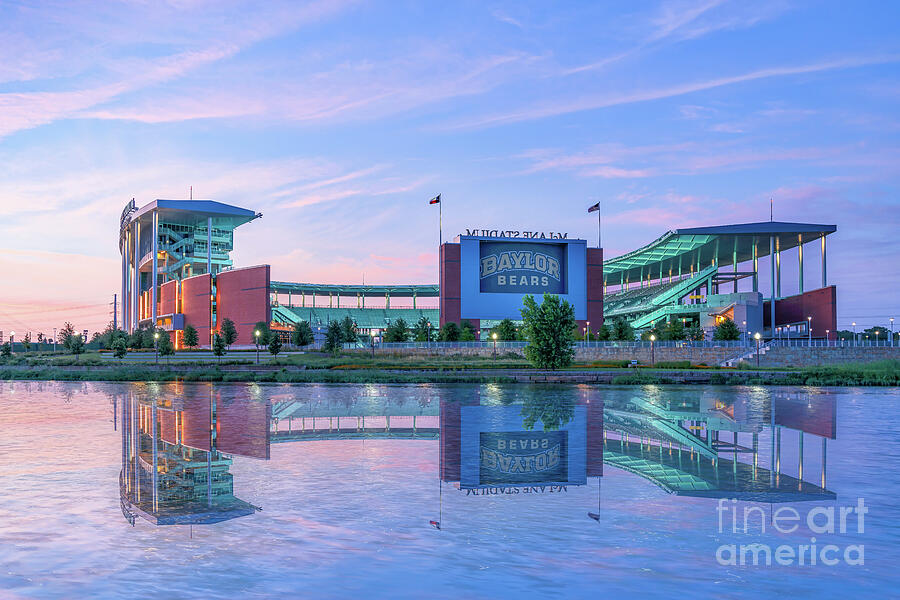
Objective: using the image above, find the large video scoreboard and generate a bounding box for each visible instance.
[459,236,587,321]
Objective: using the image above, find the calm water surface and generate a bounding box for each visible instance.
[1,381,898,599]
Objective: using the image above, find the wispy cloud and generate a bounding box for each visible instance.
[448,54,900,130]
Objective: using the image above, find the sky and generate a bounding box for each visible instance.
[1,0,899,336]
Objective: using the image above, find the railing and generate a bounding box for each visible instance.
[376,340,753,349]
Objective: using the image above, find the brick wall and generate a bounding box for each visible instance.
[181,273,212,348]
[216,265,271,346]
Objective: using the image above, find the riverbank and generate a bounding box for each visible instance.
[1,359,898,386]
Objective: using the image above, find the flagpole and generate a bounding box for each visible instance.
[597,200,602,248]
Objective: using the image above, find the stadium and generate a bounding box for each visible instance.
[118,199,837,348]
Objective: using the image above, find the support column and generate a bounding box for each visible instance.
[413,292,417,309]
[121,235,128,333]
[329,292,333,308]
[798,234,804,294]
[386,293,390,309]
[821,235,827,288]
[152,210,158,328]
[133,220,141,331]
[752,238,758,293]
[206,217,212,275]
[640,265,644,289]
[769,236,776,335]
[775,237,781,298]
[733,238,738,293]
[288,292,291,308]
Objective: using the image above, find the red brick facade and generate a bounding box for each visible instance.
[181,273,212,347]
[216,265,271,346]
[764,285,837,338]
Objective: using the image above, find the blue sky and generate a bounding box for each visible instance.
[1,0,898,334]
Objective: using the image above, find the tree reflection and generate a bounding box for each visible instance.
[520,392,575,431]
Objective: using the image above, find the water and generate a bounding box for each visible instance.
[1,381,898,599]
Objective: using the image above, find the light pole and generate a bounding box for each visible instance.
[586,320,591,340]
[9,331,14,354]
[891,317,894,348]
[875,330,880,346]
[492,332,497,358]
[742,320,747,344]
[807,316,812,346]
[254,329,261,363]
[426,321,431,345]
[649,334,655,366]
[826,329,830,347]
[154,331,159,364]
[754,332,761,368]
[852,322,857,346]
[53,327,57,352]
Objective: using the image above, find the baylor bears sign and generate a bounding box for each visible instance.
[479,431,568,486]
[479,241,567,294]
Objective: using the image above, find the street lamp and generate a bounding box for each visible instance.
[492,332,498,358]
[852,322,857,346]
[53,327,57,352]
[254,329,261,363]
[426,321,431,344]
[875,330,880,346]
[826,329,830,347]
[891,317,894,348]
[754,332,761,368]
[586,320,591,340]
[649,334,656,366]
[742,320,747,344]
[807,316,812,346]
[154,331,159,364]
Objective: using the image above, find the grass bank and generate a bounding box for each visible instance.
[0,365,517,384]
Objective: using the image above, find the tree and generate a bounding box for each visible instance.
[641,324,663,341]
[520,294,577,370]
[212,334,226,361]
[128,328,144,349]
[713,317,741,341]
[112,338,127,360]
[182,324,199,349]
[612,318,635,341]
[412,316,433,342]
[291,320,314,347]
[141,328,155,350]
[220,318,238,348]
[323,321,344,355]
[1,342,10,358]
[22,332,31,352]
[157,331,175,363]
[67,334,85,359]
[268,334,283,357]
[253,321,271,345]
[596,323,611,341]
[686,323,705,341]
[459,320,476,341]
[58,322,75,345]
[340,316,358,344]
[438,322,460,342]
[492,318,518,341]
[662,319,686,341]
[383,318,409,343]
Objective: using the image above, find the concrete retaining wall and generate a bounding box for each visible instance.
[756,346,900,368]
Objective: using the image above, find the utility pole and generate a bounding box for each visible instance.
[112,294,118,331]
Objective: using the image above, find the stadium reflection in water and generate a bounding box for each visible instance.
[119,385,836,528]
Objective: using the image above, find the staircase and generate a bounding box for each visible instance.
[721,343,770,367]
